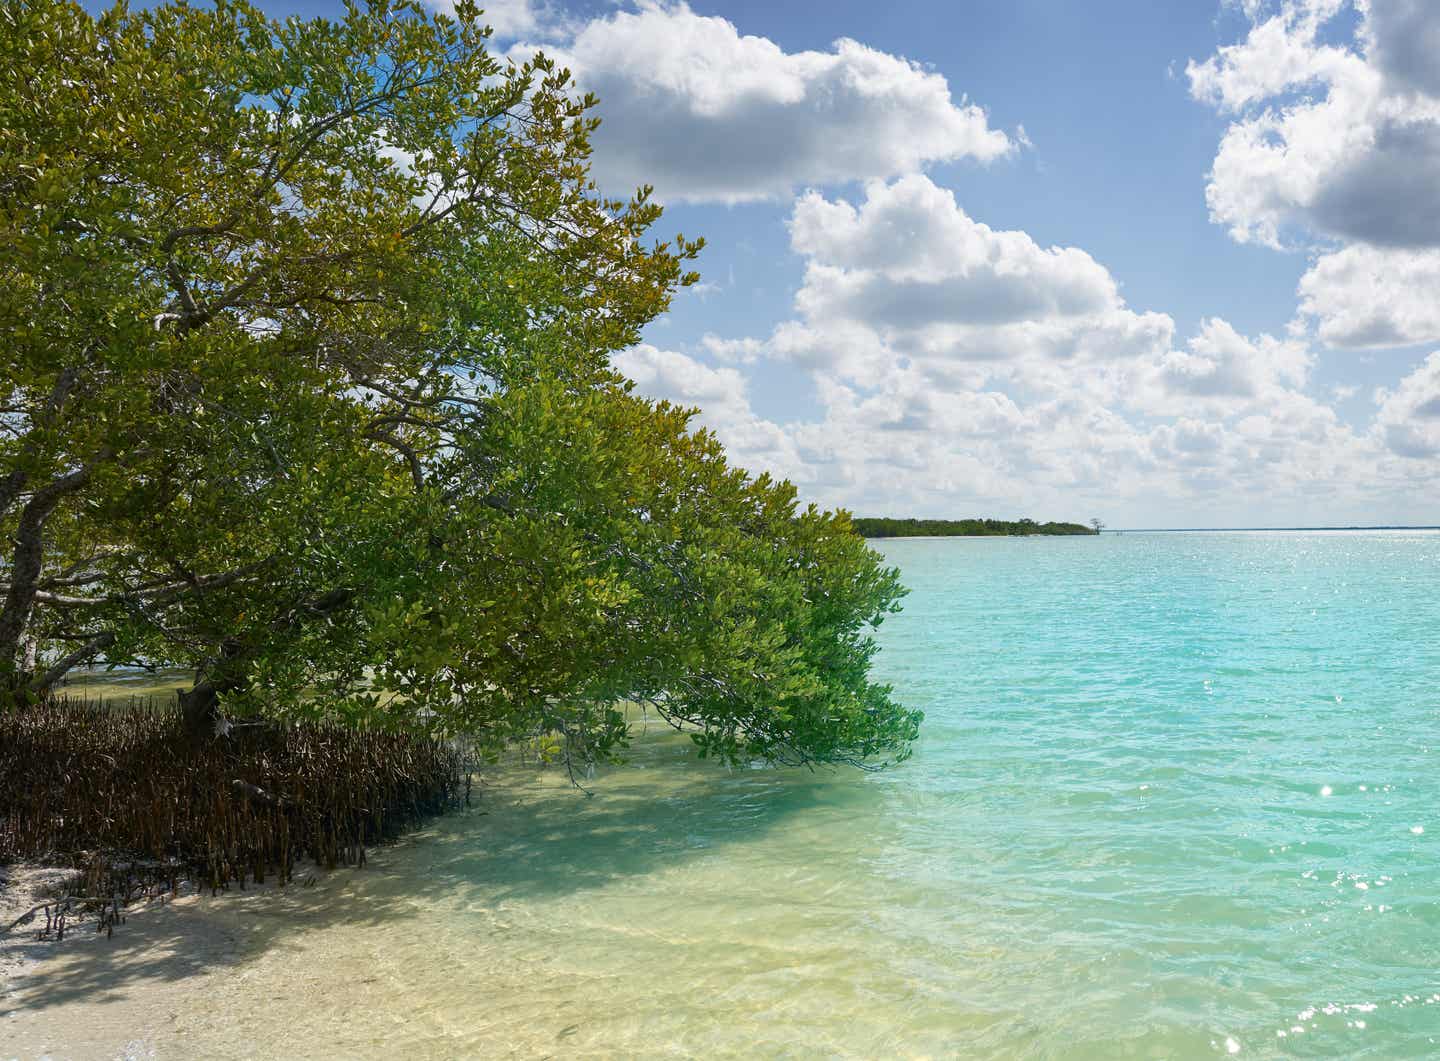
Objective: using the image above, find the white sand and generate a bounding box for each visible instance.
[1,867,331,1061]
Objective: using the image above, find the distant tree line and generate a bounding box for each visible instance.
[851,517,1098,538]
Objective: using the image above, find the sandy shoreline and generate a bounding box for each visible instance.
[1,866,320,1061]
[1,864,78,993]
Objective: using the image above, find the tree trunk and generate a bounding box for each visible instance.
[178,585,355,736]
[179,637,249,737]
[179,683,223,735]
[0,464,94,696]
[16,630,39,692]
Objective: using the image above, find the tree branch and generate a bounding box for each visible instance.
[29,632,116,694]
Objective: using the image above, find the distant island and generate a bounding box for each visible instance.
[852,517,1099,538]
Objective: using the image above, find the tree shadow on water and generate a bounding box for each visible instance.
[406,751,870,907]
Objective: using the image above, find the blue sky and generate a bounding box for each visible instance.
[240,0,1440,526]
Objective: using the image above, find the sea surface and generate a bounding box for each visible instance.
[16,531,1440,1059]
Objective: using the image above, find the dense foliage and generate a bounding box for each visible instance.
[0,0,920,769]
[852,518,1097,538]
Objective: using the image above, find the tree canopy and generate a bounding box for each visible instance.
[0,0,920,769]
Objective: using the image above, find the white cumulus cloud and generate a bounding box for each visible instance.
[774,175,1173,382]
[1297,244,1440,348]
[1375,351,1440,458]
[528,2,1015,203]
[1190,0,1440,348]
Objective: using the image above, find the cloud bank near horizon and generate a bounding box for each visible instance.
[444,0,1440,523]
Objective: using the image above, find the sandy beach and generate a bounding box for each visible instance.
[2,866,304,1061]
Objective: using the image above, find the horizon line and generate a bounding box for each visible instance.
[1110,525,1440,533]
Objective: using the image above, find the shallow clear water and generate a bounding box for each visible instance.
[20,531,1440,1058]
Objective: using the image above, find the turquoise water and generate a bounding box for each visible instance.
[864,530,1440,1057]
[15,530,1440,1059]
